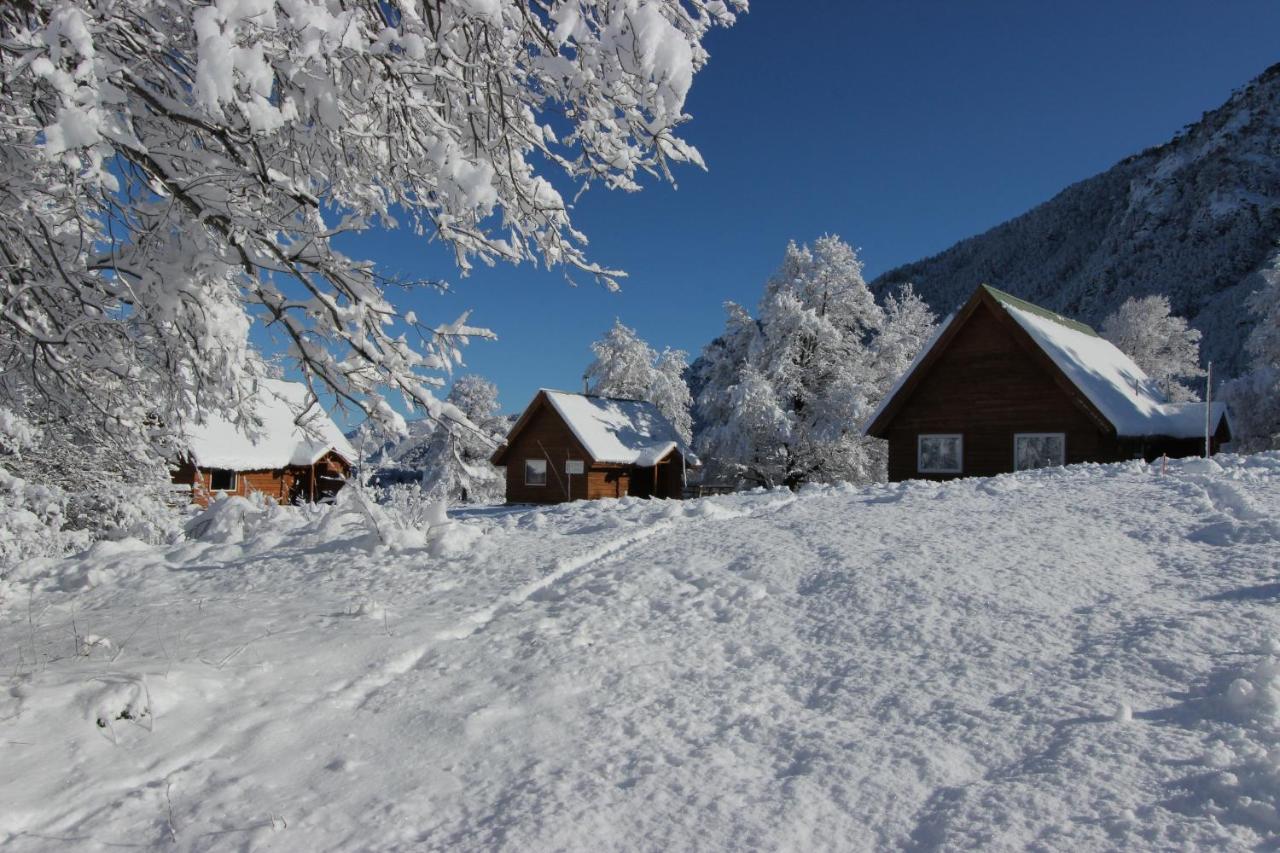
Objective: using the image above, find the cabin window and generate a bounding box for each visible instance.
[524,459,547,486]
[1015,433,1066,471]
[208,469,236,491]
[917,434,963,474]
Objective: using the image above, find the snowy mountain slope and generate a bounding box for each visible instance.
[3,456,1280,849]
[872,63,1280,378]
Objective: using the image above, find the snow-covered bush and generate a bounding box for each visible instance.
[0,465,88,571]
[585,321,694,443]
[0,406,87,570]
[184,493,277,545]
[1102,295,1206,402]
[0,402,181,548]
[375,483,448,534]
[692,236,937,488]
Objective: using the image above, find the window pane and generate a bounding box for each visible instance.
[525,459,547,486]
[919,436,961,473]
[209,469,235,491]
[1015,435,1065,471]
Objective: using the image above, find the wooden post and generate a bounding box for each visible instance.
[1204,360,1213,458]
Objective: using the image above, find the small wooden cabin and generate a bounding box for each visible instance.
[171,379,357,506]
[864,285,1232,482]
[492,389,699,503]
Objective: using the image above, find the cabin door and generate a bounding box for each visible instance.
[630,466,654,499]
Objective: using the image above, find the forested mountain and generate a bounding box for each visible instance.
[872,62,1280,378]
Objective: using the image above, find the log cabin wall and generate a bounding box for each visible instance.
[501,401,594,503]
[885,302,1124,482]
[175,457,351,506]
[182,467,293,506]
[585,466,630,499]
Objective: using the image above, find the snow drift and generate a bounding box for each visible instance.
[2,454,1280,849]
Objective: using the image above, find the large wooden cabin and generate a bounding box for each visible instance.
[864,285,1231,482]
[171,379,357,506]
[492,389,699,503]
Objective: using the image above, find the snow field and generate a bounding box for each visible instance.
[2,454,1280,850]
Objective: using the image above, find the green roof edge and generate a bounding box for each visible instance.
[980,284,1099,337]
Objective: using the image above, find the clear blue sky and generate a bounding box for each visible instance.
[320,2,1280,424]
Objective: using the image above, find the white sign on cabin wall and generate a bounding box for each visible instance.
[565,460,585,475]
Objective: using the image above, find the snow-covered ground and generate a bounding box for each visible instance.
[3,454,1280,850]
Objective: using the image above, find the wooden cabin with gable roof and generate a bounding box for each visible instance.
[863,285,1232,481]
[492,389,700,503]
[171,379,357,506]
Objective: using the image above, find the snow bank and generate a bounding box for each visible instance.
[2,454,1280,849]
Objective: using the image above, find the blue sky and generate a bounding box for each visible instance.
[316,2,1280,425]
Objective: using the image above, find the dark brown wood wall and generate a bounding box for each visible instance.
[501,402,596,503]
[885,302,1123,481]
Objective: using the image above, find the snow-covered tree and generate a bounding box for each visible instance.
[871,284,937,397]
[406,376,506,504]
[649,348,695,444]
[694,236,936,489]
[1223,271,1280,451]
[0,0,743,472]
[697,364,791,486]
[1102,296,1206,402]
[585,322,659,401]
[584,321,693,442]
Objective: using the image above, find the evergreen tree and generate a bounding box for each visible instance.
[1101,295,1206,402]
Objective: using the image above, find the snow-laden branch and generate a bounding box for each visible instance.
[0,0,743,452]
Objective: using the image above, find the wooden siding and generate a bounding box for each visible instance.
[172,452,352,506]
[884,301,1125,482]
[501,400,597,503]
[586,466,630,500]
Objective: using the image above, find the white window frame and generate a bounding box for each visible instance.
[524,458,547,486]
[1014,433,1066,471]
[917,434,963,474]
[208,468,237,492]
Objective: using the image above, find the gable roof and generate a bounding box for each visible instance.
[865,285,1230,440]
[183,379,358,470]
[492,389,697,467]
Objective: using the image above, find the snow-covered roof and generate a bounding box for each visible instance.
[541,390,696,466]
[865,285,1229,440]
[183,379,357,470]
[997,295,1225,438]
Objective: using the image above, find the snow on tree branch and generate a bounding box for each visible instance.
[0,0,743,445]
[584,319,693,443]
